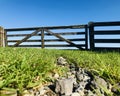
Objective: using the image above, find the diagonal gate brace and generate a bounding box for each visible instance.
[44,29,84,49]
[14,29,41,47]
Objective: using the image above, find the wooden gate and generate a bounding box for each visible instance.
[5,25,88,50]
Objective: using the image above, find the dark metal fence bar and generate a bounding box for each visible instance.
[94,39,120,43]
[94,30,120,35]
[89,21,120,50]
[85,25,88,50]
[91,21,120,26]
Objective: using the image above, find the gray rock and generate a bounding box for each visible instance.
[76,68,91,82]
[75,82,86,92]
[69,64,76,71]
[91,76,111,95]
[57,57,67,66]
[38,86,57,96]
[67,71,76,78]
[71,92,80,96]
[85,90,96,96]
[54,73,59,79]
[55,78,76,96]
[111,83,120,95]
[75,68,91,94]
[39,88,46,95]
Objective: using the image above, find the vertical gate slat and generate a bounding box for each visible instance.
[41,29,44,48]
[85,25,88,50]
[89,22,95,50]
[0,27,6,47]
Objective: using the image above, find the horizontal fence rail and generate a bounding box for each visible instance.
[0,21,120,50]
[5,25,88,50]
[5,25,86,31]
[89,21,120,50]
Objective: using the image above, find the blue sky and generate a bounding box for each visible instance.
[0,0,120,28]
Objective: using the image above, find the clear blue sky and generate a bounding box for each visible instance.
[0,0,120,28]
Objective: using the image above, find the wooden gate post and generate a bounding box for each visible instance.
[88,22,95,50]
[41,29,44,48]
[85,25,88,50]
[0,26,6,47]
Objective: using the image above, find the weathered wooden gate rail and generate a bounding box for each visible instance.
[3,25,88,50]
[1,21,120,50]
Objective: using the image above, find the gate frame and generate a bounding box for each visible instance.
[4,25,88,50]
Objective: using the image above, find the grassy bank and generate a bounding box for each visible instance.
[0,48,120,93]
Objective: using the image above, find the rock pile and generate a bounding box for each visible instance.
[4,57,119,96]
[54,57,112,96]
[22,57,119,96]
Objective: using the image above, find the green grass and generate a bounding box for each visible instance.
[0,47,120,94]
